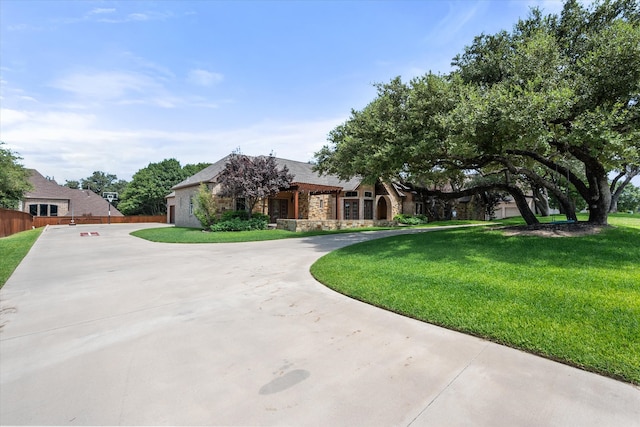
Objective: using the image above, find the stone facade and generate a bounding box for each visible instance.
[277,219,397,232]
[309,194,333,220]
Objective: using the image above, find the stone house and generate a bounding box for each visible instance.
[168,155,426,230]
[19,169,123,218]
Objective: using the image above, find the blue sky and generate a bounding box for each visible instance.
[1,0,568,183]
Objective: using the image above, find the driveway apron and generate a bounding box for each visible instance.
[1,224,639,426]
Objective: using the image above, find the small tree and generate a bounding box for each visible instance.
[193,183,217,228]
[0,142,33,209]
[617,183,640,213]
[217,152,294,218]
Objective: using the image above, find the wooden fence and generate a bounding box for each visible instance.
[33,215,166,227]
[0,208,166,237]
[0,208,34,238]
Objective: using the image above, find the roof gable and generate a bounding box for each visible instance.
[172,155,362,192]
[171,155,233,190]
[24,170,70,199]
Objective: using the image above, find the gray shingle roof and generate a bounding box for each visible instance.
[24,170,124,216]
[171,155,362,192]
[171,154,233,190]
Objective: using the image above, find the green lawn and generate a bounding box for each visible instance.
[130,220,484,243]
[0,227,44,288]
[310,215,640,384]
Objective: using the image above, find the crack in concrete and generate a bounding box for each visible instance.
[406,342,489,426]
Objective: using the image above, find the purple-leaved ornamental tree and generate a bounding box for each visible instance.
[217,152,294,218]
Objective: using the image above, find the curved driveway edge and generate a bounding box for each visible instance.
[1,223,639,426]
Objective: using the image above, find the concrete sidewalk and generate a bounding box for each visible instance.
[1,223,638,426]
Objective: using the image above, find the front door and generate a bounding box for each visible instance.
[169,205,175,224]
[377,197,388,220]
[269,199,289,222]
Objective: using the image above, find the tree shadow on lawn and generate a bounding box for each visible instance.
[319,226,640,272]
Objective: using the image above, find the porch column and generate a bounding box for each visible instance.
[335,192,340,219]
[294,191,299,219]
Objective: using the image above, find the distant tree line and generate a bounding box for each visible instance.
[64,159,210,215]
[0,141,210,216]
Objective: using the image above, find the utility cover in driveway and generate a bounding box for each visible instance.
[79,232,100,237]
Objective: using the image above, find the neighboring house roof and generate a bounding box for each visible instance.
[171,155,362,192]
[24,170,124,216]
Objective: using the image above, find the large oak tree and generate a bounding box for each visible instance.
[315,0,640,225]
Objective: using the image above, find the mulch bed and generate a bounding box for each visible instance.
[498,221,608,237]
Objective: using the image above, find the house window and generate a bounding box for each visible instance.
[364,191,373,198]
[364,200,373,220]
[189,200,194,215]
[50,205,58,216]
[345,191,358,197]
[319,199,324,208]
[39,204,48,216]
[235,198,246,211]
[415,202,424,215]
[29,204,38,216]
[344,200,359,220]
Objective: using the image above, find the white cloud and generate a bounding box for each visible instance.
[95,11,173,24]
[1,104,344,182]
[51,70,164,102]
[127,13,150,22]
[48,66,221,109]
[425,1,489,47]
[123,52,175,79]
[0,108,31,126]
[88,8,116,15]
[7,23,44,32]
[2,109,97,131]
[18,95,39,102]
[187,69,224,87]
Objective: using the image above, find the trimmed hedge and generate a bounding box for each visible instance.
[210,212,270,232]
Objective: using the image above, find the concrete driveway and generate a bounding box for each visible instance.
[1,223,639,426]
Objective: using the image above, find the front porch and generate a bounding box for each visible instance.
[268,182,344,222]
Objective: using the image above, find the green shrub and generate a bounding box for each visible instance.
[220,210,250,221]
[210,217,268,232]
[393,214,429,225]
[251,213,270,223]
